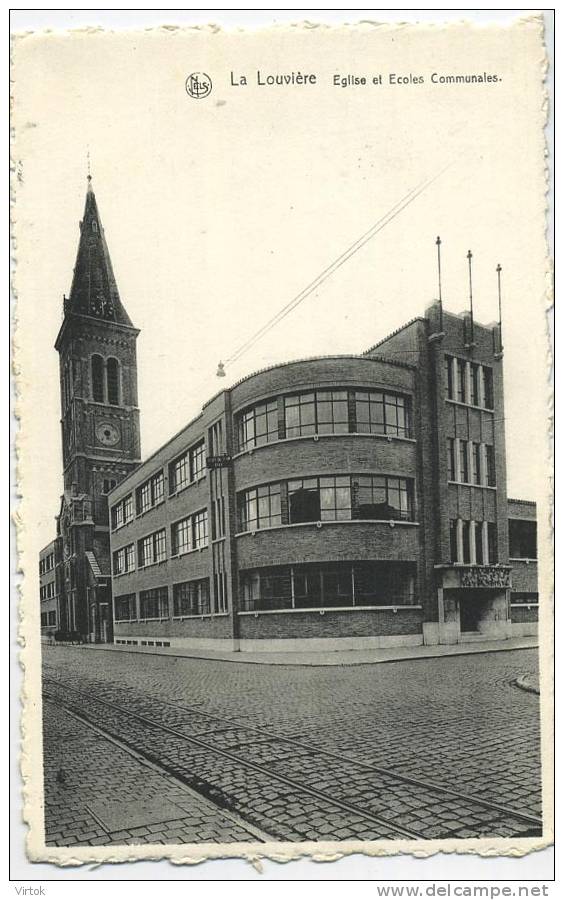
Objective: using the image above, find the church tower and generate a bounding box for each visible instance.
[54,176,141,641]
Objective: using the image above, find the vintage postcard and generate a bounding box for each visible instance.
[12,13,553,869]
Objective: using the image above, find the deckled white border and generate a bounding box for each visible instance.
[12,15,554,869]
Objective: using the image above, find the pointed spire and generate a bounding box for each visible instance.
[66,180,133,326]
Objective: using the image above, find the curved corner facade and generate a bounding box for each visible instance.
[108,305,539,653]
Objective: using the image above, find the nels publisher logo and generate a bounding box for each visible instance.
[185,72,212,99]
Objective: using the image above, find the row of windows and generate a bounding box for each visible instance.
[241,562,417,612]
[445,356,494,409]
[91,355,120,405]
[449,519,498,565]
[447,439,496,486]
[238,474,414,532]
[114,579,212,621]
[39,553,55,575]
[113,510,209,574]
[40,582,56,601]
[169,441,206,494]
[237,389,411,452]
[111,442,206,530]
[40,611,57,627]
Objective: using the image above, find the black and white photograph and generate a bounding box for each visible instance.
[11,10,553,878]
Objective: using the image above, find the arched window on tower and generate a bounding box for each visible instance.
[107,357,120,406]
[92,220,98,233]
[92,354,105,403]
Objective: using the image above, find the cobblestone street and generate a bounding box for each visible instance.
[41,645,542,846]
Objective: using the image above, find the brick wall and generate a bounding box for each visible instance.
[238,607,422,640]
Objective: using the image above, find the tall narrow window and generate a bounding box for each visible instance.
[107,358,119,405]
[485,445,496,486]
[445,356,454,400]
[458,440,469,483]
[470,363,481,406]
[92,355,104,402]
[461,521,471,563]
[487,522,498,563]
[475,522,484,564]
[456,360,467,404]
[447,438,456,481]
[483,367,494,409]
[472,442,482,485]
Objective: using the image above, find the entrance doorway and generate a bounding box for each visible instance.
[460,597,484,632]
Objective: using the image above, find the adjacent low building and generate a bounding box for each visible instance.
[39,540,60,638]
[108,302,538,653]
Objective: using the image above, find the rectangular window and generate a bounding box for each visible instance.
[239,483,281,532]
[485,445,496,486]
[288,477,321,523]
[154,529,166,562]
[285,392,316,438]
[447,438,456,481]
[114,593,137,621]
[315,390,349,435]
[385,477,413,520]
[319,475,352,521]
[487,522,498,563]
[192,510,209,549]
[445,356,454,400]
[483,366,494,409]
[172,517,191,555]
[508,519,537,559]
[189,442,206,481]
[111,494,134,530]
[456,360,467,404]
[238,400,279,451]
[470,363,481,406]
[113,543,135,575]
[139,586,169,620]
[169,452,189,494]
[458,440,469,483]
[475,522,484,564]
[136,471,164,514]
[355,391,410,438]
[138,529,166,567]
[173,579,210,617]
[472,442,482,485]
[450,519,458,563]
[461,521,471,563]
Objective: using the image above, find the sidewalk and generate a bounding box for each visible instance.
[48,635,539,667]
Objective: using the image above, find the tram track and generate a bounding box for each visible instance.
[42,673,543,841]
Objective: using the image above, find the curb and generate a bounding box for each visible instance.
[514,675,540,696]
[44,638,540,668]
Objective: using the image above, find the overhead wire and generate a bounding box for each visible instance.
[221,161,454,371]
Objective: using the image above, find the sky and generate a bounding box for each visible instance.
[13,17,551,554]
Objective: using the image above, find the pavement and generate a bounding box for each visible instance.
[47,634,539,667]
[41,644,543,846]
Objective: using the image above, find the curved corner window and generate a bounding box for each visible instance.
[107,358,119,405]
[91,355,104,402]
